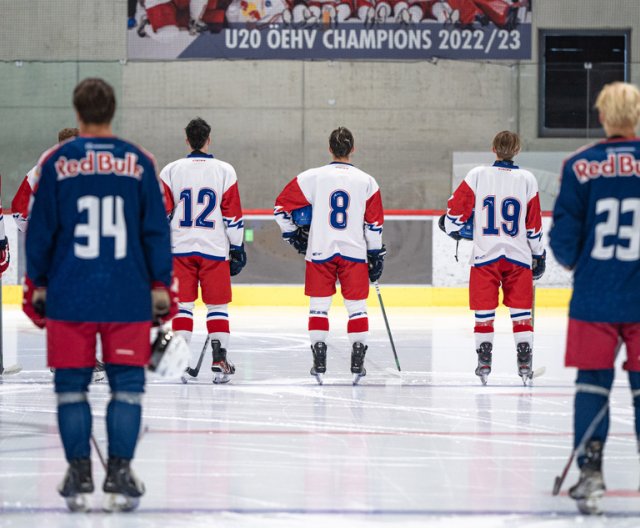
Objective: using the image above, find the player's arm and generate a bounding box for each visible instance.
[549,161,589,270]
[364,182,384,252]
[140,155,176,324]
[11,174,34,232]
[525,183,545,257]
[274,177,311,236]
[221,169,246,276]
[158,165,175,219]
[445,177,475,235]
[25,160,58,288]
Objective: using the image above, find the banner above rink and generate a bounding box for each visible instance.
[127,0,532,60]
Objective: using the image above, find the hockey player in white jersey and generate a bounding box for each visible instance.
[442,131,545,385]
[274,127,385,385]
[160,118,246,384]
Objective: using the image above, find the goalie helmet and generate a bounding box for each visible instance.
[292,205,312,227]
[149,329,189,378]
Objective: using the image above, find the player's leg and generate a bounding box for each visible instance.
[201,259,235,384]
[172,256,200,373]
[565,319,620,513]
[502,262,534,381]
[469,264,500,384]
[622,322,640,488]
[338,258,370,383]
[305,260,339,383]
[100,322,151,512]
[48,320,98,511]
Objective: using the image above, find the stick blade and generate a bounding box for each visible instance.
[1,364,22,375]
[552,476,562,496]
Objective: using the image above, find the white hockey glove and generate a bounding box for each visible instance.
[149,329,190,378]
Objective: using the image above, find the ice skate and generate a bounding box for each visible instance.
[517,342,533,385]
[92,360,105,383]
[136,16,149,37]
[351,342,367,385]
[58,458,94,512]
[475,342,492,385]
[310,342,327,385]
[211,339,235,384]
[181,366,197,384]
[102,457,145,512]
[569,440,605,515]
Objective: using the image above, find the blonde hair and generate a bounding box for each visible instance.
[595,82,640,130]
[492,130,521,160]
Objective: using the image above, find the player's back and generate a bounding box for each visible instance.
[467,162,539,268]
[551,138,640,322]
[297,162,377,263]
[26,136,171,323]
[161,153,238,259]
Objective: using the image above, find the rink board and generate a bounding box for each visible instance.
[1,284,572,307]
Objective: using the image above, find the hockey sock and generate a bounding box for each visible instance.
[474,310,495,349]
[510,308,533,347]
[105,365,144,460]
[628,371,640,449]
[309,296,332,344]
[55,368,93,461]
[574,369,614,467]
[173,302,195,344]
[345,298,368,345]
[206,304,230,349]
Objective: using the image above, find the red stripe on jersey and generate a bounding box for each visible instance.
[11,176,33,220]
[447,180,475,223]
[162,181,174,215]
[275,178,310,212]
[365,189,384,227]
[221,182,244,222]
[526,193,542,232]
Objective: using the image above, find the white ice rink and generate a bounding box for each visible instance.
[1,304,640,527]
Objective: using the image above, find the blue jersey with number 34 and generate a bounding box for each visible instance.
[550,138,640,323]
[26,136,172,323]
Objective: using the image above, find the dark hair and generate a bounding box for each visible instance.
[73,78,116,125]
[492,130,521,160]
[329,127,354,158]
[58,127,79,143]
[186,118,211,151]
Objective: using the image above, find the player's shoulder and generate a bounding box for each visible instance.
[212,157,237,175]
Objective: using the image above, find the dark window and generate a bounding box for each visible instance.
[539,32,628,137]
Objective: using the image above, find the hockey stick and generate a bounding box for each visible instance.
[552,339,622,495]
[374,281,401,372]
[91,434,107,471]
[185,336,210,378]
[552,402,609,496]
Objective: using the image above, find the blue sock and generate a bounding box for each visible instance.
[107,398,141,459]
[574,369,614,467]
[105,364,145,460]
[54,368,93,462]
[628,371,640,448]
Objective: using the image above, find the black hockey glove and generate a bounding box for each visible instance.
[367,245,387,283]
[229,245,247,277]
[284,226,309,255]
[532,250,546,281]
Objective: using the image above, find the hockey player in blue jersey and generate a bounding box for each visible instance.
[550,82,640,515]
[24,78,176,512]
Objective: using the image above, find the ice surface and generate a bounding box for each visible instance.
[1,305,639,527]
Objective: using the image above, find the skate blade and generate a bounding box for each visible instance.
[64,493,91,512]
[313,372,324,385]
[1,364,22,376]
[521,366,546,386]
[352,372,366,385]
[92,372,105,383]
[479,373,488,386]
[576,492,604,515]
[212,372,231,384]
[103,493,140,513]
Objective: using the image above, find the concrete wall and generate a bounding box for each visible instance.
[0,0,637,210]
